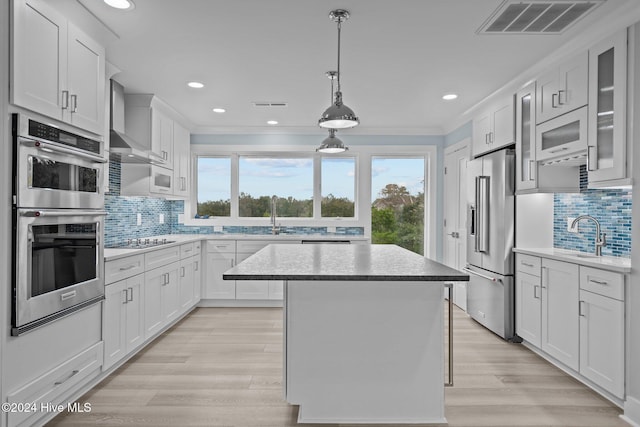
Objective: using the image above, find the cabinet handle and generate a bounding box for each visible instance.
[61,90,69,110]
[128,287,134,302]
[119,264,137,271]
[589,279,608,285]
[54,370,79,386]
[541,266,547,289]
[579,300,586,317]
[231,259,235,267]
[489,132,493,144]
[551,93,558,108]
[533,285,540,299]
[528,160,536,181]
[122,289,128,304]
[549,147,569,154]
[557,90,565,105]
[180,266,185,277]
[587,146,598,171]
[485,133,489,145]
[521,262,534,267]
[70,94,78,113]
[194,261,199,272]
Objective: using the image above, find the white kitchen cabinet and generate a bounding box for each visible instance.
[103,273,145,370]
[205,241,236,299]
[173,121,191,198]
[541,259,579,371]
[515,254,542,347]
[472,95,515,158]
[515,82,579,194]
[153,108,174,168]
[536,51,588,124]
[588,30,630,187]
[179,257,196,313]
[124,94,175,168]
[144,261,179,339]
[579,266,625,398]
[11,0,105,135]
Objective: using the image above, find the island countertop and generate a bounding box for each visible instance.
[223,243,469,282]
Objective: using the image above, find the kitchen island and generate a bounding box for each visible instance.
[224,243,469,424]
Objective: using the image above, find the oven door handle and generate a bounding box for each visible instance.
[19,210,107,217]
[20,138,107,164]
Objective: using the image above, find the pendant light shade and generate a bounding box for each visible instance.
[318,9,359,129]
[316,129,348,153]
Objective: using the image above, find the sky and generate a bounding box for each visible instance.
[197,156,424,203]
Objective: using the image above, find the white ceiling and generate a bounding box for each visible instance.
[55,0,640,135]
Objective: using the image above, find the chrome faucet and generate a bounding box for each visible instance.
[270,195,280,235]
[571,215,606,256]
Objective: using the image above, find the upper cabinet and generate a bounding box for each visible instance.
[472,95,515,158]
[536,51,588,124]
[11,0,105,135]
[173,122,191,198]
[587,29,630,187]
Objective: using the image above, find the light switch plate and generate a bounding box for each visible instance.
[136,213,142,226]
[159,213,165,224]
[567,217,577,233]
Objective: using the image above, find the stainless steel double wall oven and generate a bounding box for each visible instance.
[12,113,107,335]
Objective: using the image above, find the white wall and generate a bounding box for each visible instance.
[515,194,554,248]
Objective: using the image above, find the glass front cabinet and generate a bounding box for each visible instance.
[587,29,629,187]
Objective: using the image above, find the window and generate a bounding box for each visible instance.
[371,157,425,255]
[238,156,313,218]
[197,157,231,217]
[321,157,355,218]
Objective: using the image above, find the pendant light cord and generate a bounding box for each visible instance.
[336,18,342,94]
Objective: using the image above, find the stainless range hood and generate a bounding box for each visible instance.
[109,80,164,164]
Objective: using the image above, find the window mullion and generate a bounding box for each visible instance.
[230,153,239,218]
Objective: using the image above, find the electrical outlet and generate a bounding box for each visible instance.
[159,213,165,224]
[567,217,577,233]
[327,225,337,233]
[214,225,223,232]
[136,213,142,226]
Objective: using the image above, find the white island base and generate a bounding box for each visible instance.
[284,280,446,424]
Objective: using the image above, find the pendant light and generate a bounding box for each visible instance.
[317,71,348,153]
[318,9,359,129]
[317,129,348,153]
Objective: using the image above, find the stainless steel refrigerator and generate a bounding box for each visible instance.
[464,148,516,340]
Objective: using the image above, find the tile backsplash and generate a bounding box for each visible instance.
[105,162,364,246]
[553,166,631,258]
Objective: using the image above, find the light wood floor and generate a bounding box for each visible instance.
[47,306,627,427]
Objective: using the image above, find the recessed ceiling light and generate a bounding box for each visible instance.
[442,94,458,101]
[104,0,135,10]
[212,108,226,113]
[187,81,204,89]
[267,120,278,125]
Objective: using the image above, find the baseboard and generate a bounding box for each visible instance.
[198,299,283,308]
[622,396,640,426]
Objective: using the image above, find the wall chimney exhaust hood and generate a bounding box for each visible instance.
[109,80,164,164]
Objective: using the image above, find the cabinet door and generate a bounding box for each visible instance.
[152,109,173,168]
[11,0,67,120]
[579,290,624,398]
[515,271,541,347]
[173,122,190,198]
[193,256,202,301]
[559,51,589,113]
[588,30,628,184]
[103,280,127,370]
[162,267,180,323]
[472,113,491,157]
[124,274,145,354]
[144,268,165,339]
[515,83,537,192]
[179,257,195,312]
[66,23,105,135]
[541,259,579,371]
[268,280,284,300]
[536,69,559,124]
[204,253,236,299]
[491,96,515,149]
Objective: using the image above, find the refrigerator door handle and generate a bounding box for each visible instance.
[476,176,490,253]
[463,267,502,283]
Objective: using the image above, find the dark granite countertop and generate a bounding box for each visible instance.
[223,244,469,282]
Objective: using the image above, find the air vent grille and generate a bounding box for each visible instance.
[478,0,605,35]
[252,102,288,108]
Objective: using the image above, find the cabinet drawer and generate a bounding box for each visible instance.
[192,240,202,256]
[516,254,541,276]
[6,341,103,427]
[180,243,195,259]
[105,254,145,285]
[145,245,181,271]
[580,266,624,301]
[236,240,271,254]
[207,240,235,254]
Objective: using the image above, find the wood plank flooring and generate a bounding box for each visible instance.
[47,306,627,427]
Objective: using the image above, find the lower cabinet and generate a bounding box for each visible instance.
[205,252,236,299]
[515,253,626,399]
[541,259,580,371]
[103,273,145,370]
[144,261,180,339]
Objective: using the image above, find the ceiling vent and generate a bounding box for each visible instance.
[252,102,288,108]
[478,0,605,35]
